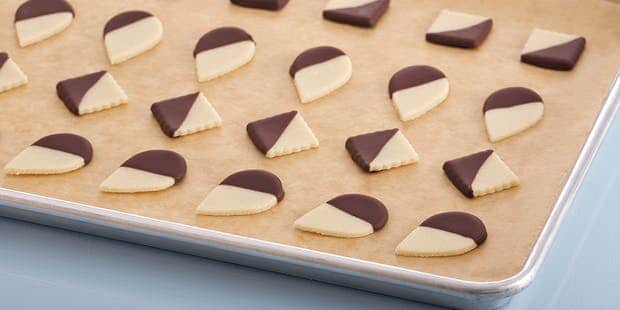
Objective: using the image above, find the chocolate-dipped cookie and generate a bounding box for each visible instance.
[100,150,186,193]
[0,52,28,93]
[484,87,544,142]
[151,92,222,138]
[230,0,289,11]
[247,111,319,158]
[426,10,492,48]
[289,46,352,103]
[346,128,419,172]
[4,133,93,175]
[56,70,128,116]
[323,0,389,28]
[103,10,163,64]
[521,28,586,71]
[389,65,449,121]
[193,27,255,82]
[196,169,284,216]
[14,0,74,47]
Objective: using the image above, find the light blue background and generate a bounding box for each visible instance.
[1,115,619,309]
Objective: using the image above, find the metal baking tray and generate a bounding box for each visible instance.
[1,70,618,309]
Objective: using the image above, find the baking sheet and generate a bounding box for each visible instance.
[0,0,618,282]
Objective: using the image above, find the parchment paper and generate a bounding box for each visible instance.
[1,0,619,282]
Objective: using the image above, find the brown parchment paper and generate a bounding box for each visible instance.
[0,0,619,282]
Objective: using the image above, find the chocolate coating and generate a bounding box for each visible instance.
[289,46,346,77]
[151,93,199,137]
[421,211,487,245]
[56,71,106,115]
[32,133,93,164]
[442,150,493,198]
[230,0,289,11]
[15,0,74,22]
[323,0,389,28]
[246,111,297,154]
[121,150,187,183]
[327,194,388,231]
[0,52,8,69]
[388,65,445,98]
[521,37,586,71]
[345,128,398,172]
[426,19,492,48]
[193,27,254,57]
[221,169,284,201]
[483,87,543,113]
[104,10,153,35]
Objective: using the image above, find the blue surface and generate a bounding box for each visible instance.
[1,117,619,309]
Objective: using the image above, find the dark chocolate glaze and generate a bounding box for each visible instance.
[0,52,8,69]
[193,27,254,57]
[56,71,106,116]
[442,150,493,198]
[426,19,492,48]
[421,211,487,245]
[345,128,398,172]
[388,65,446,98]
[327,194,388,231]
[32,133,93,164]
[323,0,389,28]
[246,111,297,154]
[483,87,542,113]
[289,46,346,77]
[151,92,199,138]
[521,37,586,71]
[15,0,74,22]
[121,150,187,183]
[104,10,153,35]
[221,169,284,201]
[230,0,289,11]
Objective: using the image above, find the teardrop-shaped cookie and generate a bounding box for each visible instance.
[4,133,93,175]
[247,110,319,158]
[14,0,74,47]
[346,128,419,172]
[294,194,388,238]
[389,65,449,121]
[484,87,544,142]
[395,212,487,257]
[56,70,128,116]
[151,92,222,138]
[193,27,255,82]
[0,52,28,93]
[100,150,186,193]
[103,10,163,64]
[196,169,284,216]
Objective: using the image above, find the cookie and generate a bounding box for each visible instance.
[426,10,492,48]
[0,52,28,93]
[103,11,163,64]
[56,70,128,116]
[4,133,92,175]
[346,128,419,172]
[323,0,390,28]
[14,0,74,47]
[294,194,388,238]
[484,87,544,142]
[100,150,186,193]
[395,212,487,257]
[521,28,586,71]
[289,46,352,103]
[230,0,289,11]
[151,92,222,138]
[443,150,519,198]
[196,169,284,216]
[193,27,255,82]
[247,111,319,158]
[389,65,449,121]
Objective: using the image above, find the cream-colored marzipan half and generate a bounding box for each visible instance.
[266,113,319,158]
[471,152,519,197]
[294,203,373,238]
[294,55,352,103]
[78,73,128,115]
[324,0,377,10]
[395,226,477,257]
[15,12,73,47]
[195,41,255,82]
[369,130,419,171]
[427,10,488,34]
[0,58,28,93]
[104,16,163,65]
[485,102,544,142]
[100,167,174,193]
[392,77,449,121]
[522,28,579,55]
[4,146,84,175]
[174,93,222,137]
[196,184,278,216]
